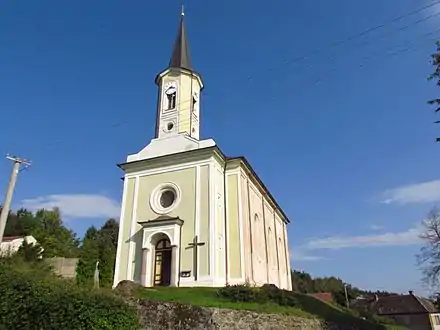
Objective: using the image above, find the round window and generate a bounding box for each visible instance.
[150,182,181,214]
[167,122,174,131]
[160,190,176,208]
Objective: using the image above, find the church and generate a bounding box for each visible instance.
[113,12,292,290]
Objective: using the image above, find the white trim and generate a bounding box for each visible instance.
[179,276,215,287]
[149,182,182,214]
[209,163,216,280]
[173,223,181,286]
[283,223,292,291]
[228,277,246,286]
[195,165,201,279]
[225,172,230,284]
[141,224,182,287]
[237,173,245,282]
[273,212,281,288]
[112,176,130,288]
[145,230,174,246]
[125,160,212,179]
[127,176,139,281]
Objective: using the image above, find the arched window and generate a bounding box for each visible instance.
[268,227,274,267]
[164,84,177,110]
[155,238,171,250]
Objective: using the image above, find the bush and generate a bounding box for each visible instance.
[217,283,262,303]
[217,283,298,307]
[357,309,397,325]
[260,284,298,307]
[0,260,139,329]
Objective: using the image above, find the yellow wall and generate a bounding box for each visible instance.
[240,172,252,282]
[227,174,241,279]
[124,163,212,282]
[118,178,135,282]
[199,165,210,277]
[134,167,197,277]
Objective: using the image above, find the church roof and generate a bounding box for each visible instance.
[168,13,192,71]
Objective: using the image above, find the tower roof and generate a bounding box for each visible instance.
[168,11,192,71]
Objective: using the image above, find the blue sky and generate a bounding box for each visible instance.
[1,0,440,295]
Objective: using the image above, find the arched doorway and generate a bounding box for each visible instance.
[153,237,172,286]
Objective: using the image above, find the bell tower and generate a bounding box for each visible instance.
[154,10,203,140]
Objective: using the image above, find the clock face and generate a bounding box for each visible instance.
[164,82,177,95]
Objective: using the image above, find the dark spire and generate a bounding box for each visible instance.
[169,8,192,71]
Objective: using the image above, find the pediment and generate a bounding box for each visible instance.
[138,216,184,228]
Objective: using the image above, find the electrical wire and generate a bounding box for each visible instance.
[22,2,440,157]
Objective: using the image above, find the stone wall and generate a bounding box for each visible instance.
[129,299,334,330]
[46,257,78,278]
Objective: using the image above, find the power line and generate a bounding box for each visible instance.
[34,30,440,156]
[25,3,440,156]
[277,0,440,67]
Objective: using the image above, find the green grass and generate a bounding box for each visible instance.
[133,286,408,330]
[134,286,311,317]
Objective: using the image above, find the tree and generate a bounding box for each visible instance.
[417,208,440,287]
[75,226,100,286]
[15,239,44,262]
[96,219,119,287]
[76,219,119,288]
[32,208,80,258]
[290,269,395,307]
[3,207,80,258]
[428,42,440,142]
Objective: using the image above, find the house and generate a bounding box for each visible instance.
[0,235,40,257]
[351,291,440,330]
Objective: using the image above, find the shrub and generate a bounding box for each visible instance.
[260,284,298,307]
[217,283,298,307]
[0,260,139,329]
[357,309,397,325]
[217,283,262,303]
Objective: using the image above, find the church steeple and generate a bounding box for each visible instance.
[169,9,192,71]
[154,9,204,141]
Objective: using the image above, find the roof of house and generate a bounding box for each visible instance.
[309,292,335,304]
[351,292,437,315]
[1,236,24,243]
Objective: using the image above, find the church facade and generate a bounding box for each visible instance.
[113,13,292,290]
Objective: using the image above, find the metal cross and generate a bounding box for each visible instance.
[188,235,205,281]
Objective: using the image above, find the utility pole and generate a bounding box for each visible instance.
[344,283,350,309]
[0,155,31,243]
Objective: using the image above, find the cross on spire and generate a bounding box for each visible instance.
[168,6,192,71]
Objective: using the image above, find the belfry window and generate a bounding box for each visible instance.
[192,92,199,113]
[166,91,176,110]
[165,85,177,110]
[192,96,197,112]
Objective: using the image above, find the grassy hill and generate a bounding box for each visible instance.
[129,285,407,330]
